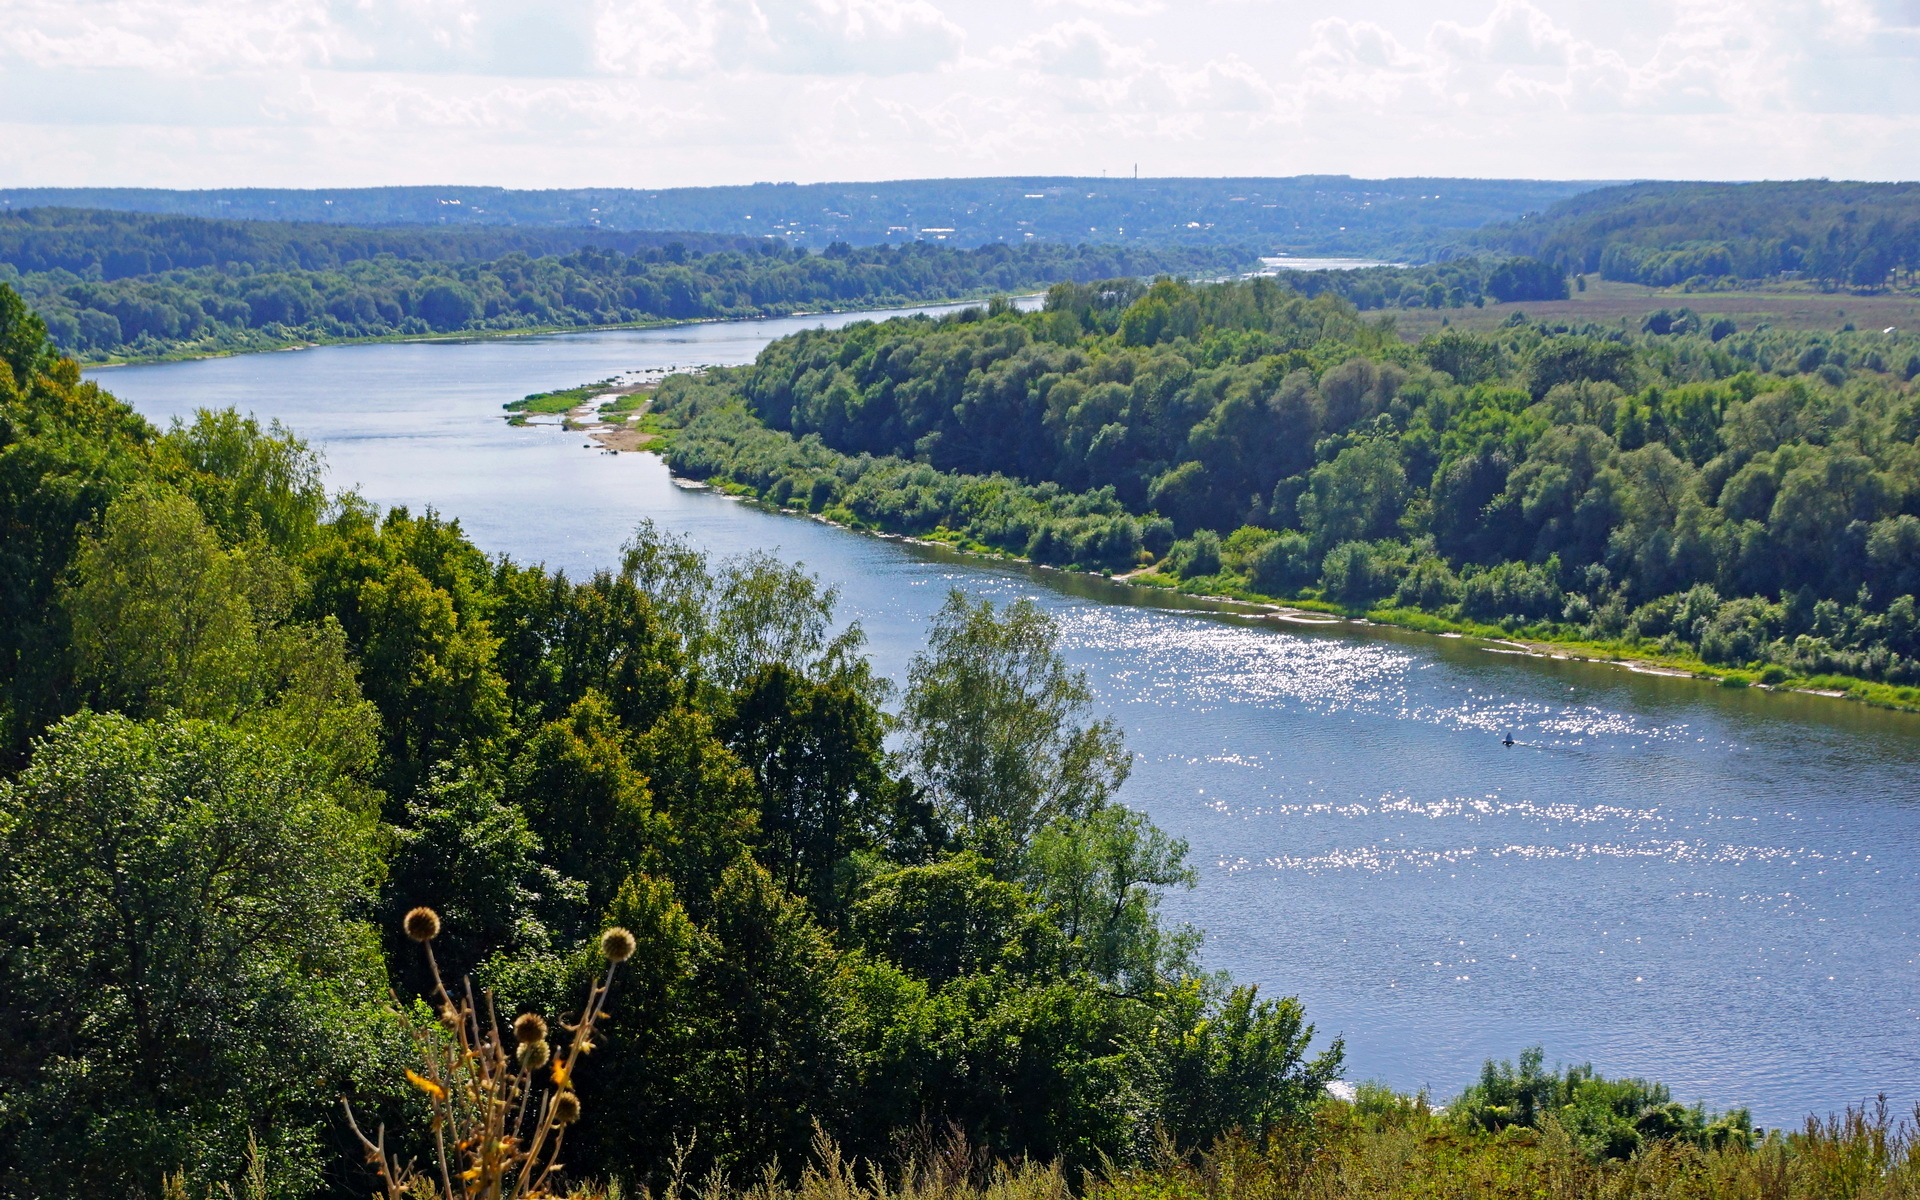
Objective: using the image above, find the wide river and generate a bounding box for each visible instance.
[91,309,1920,1126]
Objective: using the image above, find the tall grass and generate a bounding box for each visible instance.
[1092,1096,1920,1200]
[618,1098,1920,1200]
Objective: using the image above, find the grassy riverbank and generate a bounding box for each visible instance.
[683,459,1920,713]
[637,364,1920,715]
[621,270,1920,717]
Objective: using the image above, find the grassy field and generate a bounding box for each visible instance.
[1391,277,1920,338]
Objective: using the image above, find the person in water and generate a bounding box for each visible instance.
[1503,731,1515,747]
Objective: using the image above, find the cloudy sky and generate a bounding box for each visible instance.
[2,0,1917,187]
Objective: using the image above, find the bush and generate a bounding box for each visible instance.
[1320,541,1403,605]
[1459,560,1563,623]
[1394,556,1464,609]
[1167,530,1223,579]
[1249,531,1317,596]
[1450,1046,1752,1162]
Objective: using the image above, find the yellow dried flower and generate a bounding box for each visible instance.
[403,907,441,942]
[517,1040,551,1072]
[513,1012,548,1045]
[601,926,636,962]
[550,1091,581,1126]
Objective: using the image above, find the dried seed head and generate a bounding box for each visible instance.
[403,907,441,942]
[551,1091,581,1126]
[601,926,636,962]
[513,1013,548,1045]
[517,1040,551,1072]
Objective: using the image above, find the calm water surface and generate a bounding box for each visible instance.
[91,312,1920,1125]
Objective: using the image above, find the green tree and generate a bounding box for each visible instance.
[384,763,585,987]
[630,705,760,909]
[63,483,257,719]
[347,558,507,786]
[1024,805,1198,991]
[850,851,1047,985]
[722,663,894,912]
[62,483,380,777]
[0,712,395,1200]
[1138,978,1344,1150]
[302,505,509,790]
[1299,440,1408,550]
[0,281,48,387]
[158,409,327,553]
[566,872,710,1183]
[510,689,661,915]
[902,591,1128,847]
[682,858,846,1175]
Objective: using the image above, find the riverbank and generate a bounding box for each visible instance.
[70,290,1051,368]
[654,454,1920,716]
[1121,572,1920,710]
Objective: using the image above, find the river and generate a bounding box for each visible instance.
[88,308,1920,1126]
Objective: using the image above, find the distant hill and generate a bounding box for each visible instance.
[1472,180,1920,288]
[0,208,767,281]
[0,177,1605,256]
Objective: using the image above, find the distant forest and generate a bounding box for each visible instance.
[1472,181,1920,289]
[0,210,1251,360]
[0,207,769,278]
[0,177,1602,256]
[1274,256,1569,311]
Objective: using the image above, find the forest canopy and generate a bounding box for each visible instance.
[651,274,1920,701]
[0,214,1252,361]
[1471,180,1920,289]
[0,206,774,278]
[0,280,1344,1200]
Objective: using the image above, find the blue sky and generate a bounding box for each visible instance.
[2,0,1916,186]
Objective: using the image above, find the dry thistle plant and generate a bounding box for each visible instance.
[343,906,636,1200]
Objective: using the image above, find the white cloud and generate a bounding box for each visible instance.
[0,0,1917,185]
[599,0,964,78]
[1002,19,1140,77]
[1037,0,1165,15]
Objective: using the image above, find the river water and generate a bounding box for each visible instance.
[89,310,1920,1126]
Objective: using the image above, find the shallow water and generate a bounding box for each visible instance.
[91,311,1920,1126]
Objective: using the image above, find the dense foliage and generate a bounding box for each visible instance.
[0,177,1600,254]
[1473,181,1920,288]
[654,276,1920,698]
[0,282,1342,1199]
[0,207,770,280]
[1273,255,1568,311]
[1451,1048,1753,1161]
[5,233,1249,362]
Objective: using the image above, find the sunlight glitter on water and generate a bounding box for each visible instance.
[1058,606,1702,750]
